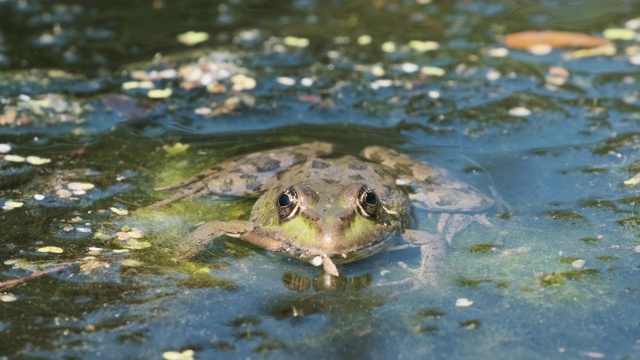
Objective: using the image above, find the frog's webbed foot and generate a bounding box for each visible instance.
[381,230,446,291]
[438,213,492,245]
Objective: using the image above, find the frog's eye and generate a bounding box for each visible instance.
[277,186,299,221]
[357,185,379,219]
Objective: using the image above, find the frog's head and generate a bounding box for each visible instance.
[250,182,400,262]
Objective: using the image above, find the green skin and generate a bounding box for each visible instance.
[151,142,494,288]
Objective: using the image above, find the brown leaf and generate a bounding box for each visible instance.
[504,31,609,50]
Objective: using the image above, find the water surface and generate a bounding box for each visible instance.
[1,1,640,358]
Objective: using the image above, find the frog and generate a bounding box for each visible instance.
[149,141,494,288]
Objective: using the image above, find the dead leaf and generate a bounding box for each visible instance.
[80,260,110,271]
[504,31,609,50]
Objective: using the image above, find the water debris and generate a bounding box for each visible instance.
[401,63,419,73]
[276,77,296,86]
[357,35,372,45]
[176,31,209,46]
[603,28,636,40]
[3,200,23,210]
[623,172,640,185]
[230,74,256,91]
[34,194,45,200]
[571,259,586,268]
[121,259,143,267]
[564,44,616,59]
[162,349,195,360]
[381,41,397,53]
[119,238,151,250]
[283,36,309,47]
[26,156,51,165]
[0,294,18,302]
[4,154,25,162]
[0,143,11,153]
[455,298,473,307]
[122,81,154,90]
[68,182,95,191]
[420,66,445,76]
[110,207,129,215]
[370,65,385,77]
[508,107,531,117]
[408,40,439,52]
[163,142,190,156]
[37,246,64,253]
[487,47,509,57]
[545,66,569,89]
[56,189,73,198]
[503,31,609,50]
[80,259,110,271]
[147,88,173,99]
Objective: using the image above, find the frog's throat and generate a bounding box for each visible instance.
[272,211,398,258]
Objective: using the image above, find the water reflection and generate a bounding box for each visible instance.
[282,271,373,293]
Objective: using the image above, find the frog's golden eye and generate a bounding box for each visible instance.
[277,186,299,221]
[357,185,379,219]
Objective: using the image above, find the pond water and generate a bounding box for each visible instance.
[2,0,640,358]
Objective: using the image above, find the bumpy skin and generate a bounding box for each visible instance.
[151,142,493,288]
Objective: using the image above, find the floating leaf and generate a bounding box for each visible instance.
[111,207,129,215]
[603,28,636,40]
[176,31,209,46]
[4,154,25,162]
[0,294,17,302]
[37,246,64,254]
[122,80,155,90]
[121,259,143,267]
[163,350,194,360]
[408,40,439,52]
[26,156,51,165]
[4,200,23,208]
[163,142,190,156]
[120,239,151,250]
[147,88,172,99]
[93,232,112,241]
[420,66,445,76]
[357,35,372,45]
[504,31,609,50]
[283,36,309,47]
[623,172,640,185]
[80,260,110,271]
[68,182,95,191]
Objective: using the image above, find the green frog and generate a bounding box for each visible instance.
[150,142,494,288]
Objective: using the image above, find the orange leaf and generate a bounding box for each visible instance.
[504,31,609,50]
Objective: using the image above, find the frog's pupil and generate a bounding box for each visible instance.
[278,193,290,207]
[365,191,377,205]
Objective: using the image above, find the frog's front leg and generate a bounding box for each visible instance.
[175,220,287,261]
[383,230,447,290]
[437,213,492,245]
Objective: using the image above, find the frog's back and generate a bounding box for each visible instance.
[265,156,396,191]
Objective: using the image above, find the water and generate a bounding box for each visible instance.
[2,1,640,358]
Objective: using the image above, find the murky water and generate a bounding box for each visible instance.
[2,1,640,358]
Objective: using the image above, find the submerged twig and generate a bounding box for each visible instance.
[0,263,75,291]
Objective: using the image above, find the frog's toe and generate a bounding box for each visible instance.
[380,243,445,290]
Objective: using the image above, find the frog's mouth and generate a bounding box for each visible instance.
[281,230,399,265]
